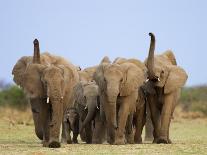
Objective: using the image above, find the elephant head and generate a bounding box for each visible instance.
[145,33,188,94]
[73,81,100,132]
[12,39,47,99]
[94,57,145,142]
[65,108,79,133]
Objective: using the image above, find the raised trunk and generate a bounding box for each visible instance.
[80,98,97,132]
[147,33,156,79]
[33,39,40,64]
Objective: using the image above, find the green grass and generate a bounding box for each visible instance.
[0,118,207,155]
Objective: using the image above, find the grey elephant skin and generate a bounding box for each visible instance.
[143,33,188,144]
[72,68,106,144]
[63,107,79,144]
[93,56,146,145]
[12,39,79,148]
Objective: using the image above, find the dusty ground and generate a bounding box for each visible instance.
[0,108,207,155]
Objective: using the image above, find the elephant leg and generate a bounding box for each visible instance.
[85,122,92,144]
[92,114,106,144]
[61,121,67,143]
[114,102,129,145]
[148,95,161,143]
[134,104,146,144]
[157,93,174,144]
[30,99,43,140]
[40,103,50,147]
[32,112,43,140]
[125,113,134,144]
[104,103,116,144]
[62,121,72,144]
[48,101,63,148]
[72,132,79,144]
[145,102,154,141]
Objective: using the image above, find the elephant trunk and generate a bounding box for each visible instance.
[47,84,64,142]
[147,32,156,79]
[80,97,97,132]
[33,39,40,64]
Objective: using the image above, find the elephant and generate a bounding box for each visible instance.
[143,33,188,144]
[73,80,106,144]
[93,56,146,145]
[12,39,79,148]
[63,107,79,144]
[113,57,147,144]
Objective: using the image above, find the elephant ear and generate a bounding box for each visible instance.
[93,65,106,93]
[120,64,144,96]
[12,56,31,87]
[73,82,85,105]
[164,66,188,94]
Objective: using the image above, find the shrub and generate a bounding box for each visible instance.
[180,86,207,116]
[0,85,28,110]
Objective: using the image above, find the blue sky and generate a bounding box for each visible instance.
[0,0,206,86]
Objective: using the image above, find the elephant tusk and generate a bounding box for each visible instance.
[96,106,99,110]
[145,79,149,83]
[157,78,160,82]
[84,106,87,110]
[61,96,63,99]
[47,97,50,103]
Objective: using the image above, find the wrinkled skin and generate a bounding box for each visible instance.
[94,57,146,145]
[144,103,154,141]
[63,108,79,144]
[12,39,79,148]
[143,33,188,144]
[73,81,106,144]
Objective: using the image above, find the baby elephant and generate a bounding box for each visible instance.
[63,108,79,144]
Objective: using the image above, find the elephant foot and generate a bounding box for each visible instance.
[92,139,102,144]
[42,141,49,147]
[67,140,72,144]
[114,137,125,145]
[48,141,61,148]
[168,139,172,144]
[125,133,134,144]
[107,136,114,145]
[72,139,78,144]
[156,138,169,144]
[134,137,142,144]
[145,137,153,141]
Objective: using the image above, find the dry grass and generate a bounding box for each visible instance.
[0,107,207,155]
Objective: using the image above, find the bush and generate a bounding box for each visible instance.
[180,86,207,116]
[0,85,28,110]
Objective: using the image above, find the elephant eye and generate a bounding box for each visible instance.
[120,78,123,82]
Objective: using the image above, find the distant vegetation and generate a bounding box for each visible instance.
[180,86,207,116]
[0,80,207,116]
[0,85,28,110]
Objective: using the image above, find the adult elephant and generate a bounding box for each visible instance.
[12,39,79,148]
[143,33,188,144]
[94,56,146,145]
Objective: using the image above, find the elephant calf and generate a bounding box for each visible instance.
[63,108,79,144]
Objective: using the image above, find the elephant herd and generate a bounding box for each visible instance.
[12,33,188,148]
